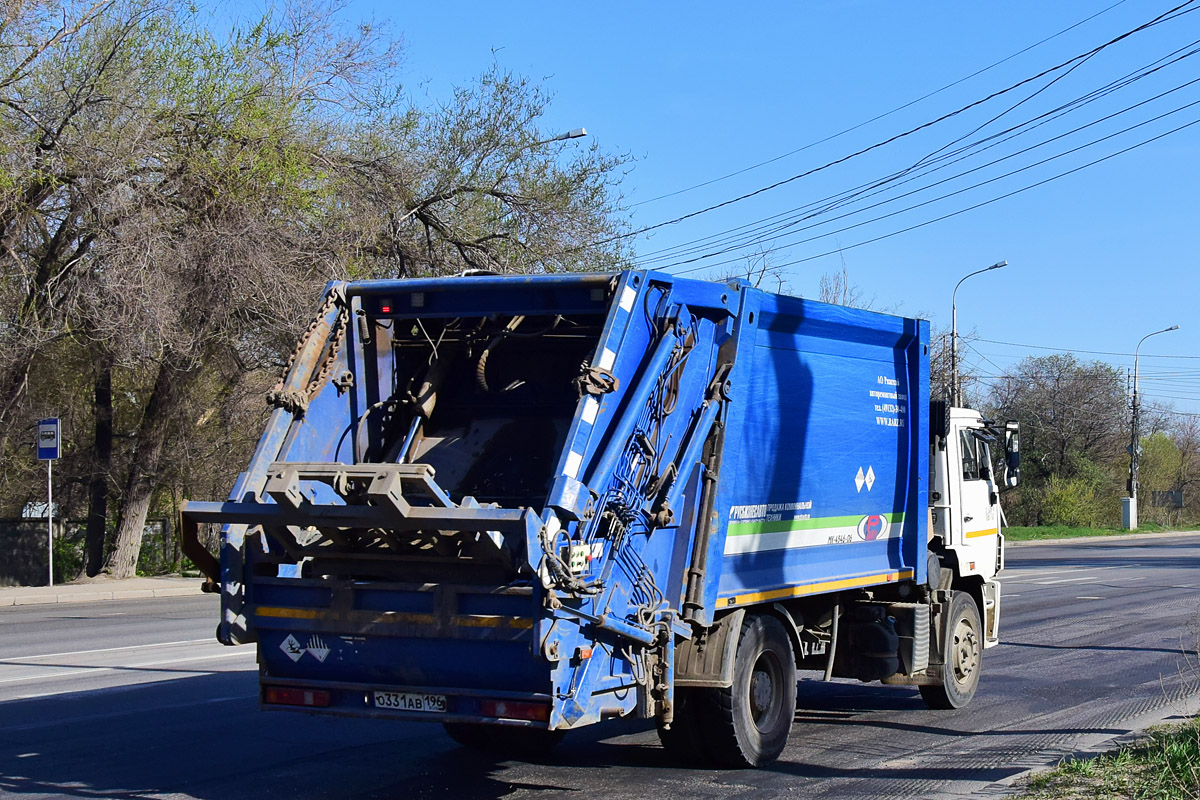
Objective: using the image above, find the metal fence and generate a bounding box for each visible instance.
[0,517,189,586]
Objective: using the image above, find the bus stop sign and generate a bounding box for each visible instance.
[37,418,60,460]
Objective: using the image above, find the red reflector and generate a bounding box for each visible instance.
[264,686,331,708]
[380,305,392,314]
[479,699,550,722]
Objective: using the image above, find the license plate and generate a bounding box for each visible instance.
[373,691,447,713]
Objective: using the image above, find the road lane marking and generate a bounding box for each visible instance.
[2,638,212,662]
[1076,596,1103,600]
[1005,575,1103,585]
[0,649,254,685]
[1001,566,1117,578]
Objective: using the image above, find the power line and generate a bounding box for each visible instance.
[633,30,1200,270]
[1139,391,1200,402]
[668,110,1200,276]
[630,0,1132,208]
[971,375,1200,418]
[977,337,1200,359]
[1146,408,1200,418]
[650,70,1200,271]
[974,352,1200,374]
[576,0,1199,253]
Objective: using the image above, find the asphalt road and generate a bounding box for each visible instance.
[2,533,1198,800]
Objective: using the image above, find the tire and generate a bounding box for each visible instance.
[656,687,710,763]
[920,590,983,710]
[442,722,565,757]
[704,613,797,768]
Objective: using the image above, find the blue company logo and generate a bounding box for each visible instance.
[856,514,889,541]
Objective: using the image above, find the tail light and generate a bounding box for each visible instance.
[263,686,331,708]
[478,699,550,722]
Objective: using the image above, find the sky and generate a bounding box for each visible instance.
[232,1,1200,418]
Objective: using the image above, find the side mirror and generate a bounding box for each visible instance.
[1003,421,1020,489]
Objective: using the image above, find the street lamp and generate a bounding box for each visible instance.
[951,260,1007,406]
[1125,323,1180,529]
[533,127,588,147]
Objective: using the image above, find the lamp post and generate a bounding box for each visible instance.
[1125,324,1180,529]
[951,260,1007,406]
[532,127,587,147]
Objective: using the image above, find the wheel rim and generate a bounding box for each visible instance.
[950,615,980,687]
[749,650,783,731]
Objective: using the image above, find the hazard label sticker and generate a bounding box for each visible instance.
[280,634,305,662]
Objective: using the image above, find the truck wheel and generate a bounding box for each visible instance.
[657,687,710,762]
[705,613,797,767]
[920,590,982,710]
[442,722,565,757]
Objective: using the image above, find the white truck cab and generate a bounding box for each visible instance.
[929,403,1020,648]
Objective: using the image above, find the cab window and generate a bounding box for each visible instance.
[960,431,980,481]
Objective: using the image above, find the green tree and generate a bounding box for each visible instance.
[986,354,1127,526]
[0,0,631,579]
[1138,431,1183,525]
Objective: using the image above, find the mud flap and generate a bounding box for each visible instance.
[674,609,745,688]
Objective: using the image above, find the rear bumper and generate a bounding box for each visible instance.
[259,675,554,728]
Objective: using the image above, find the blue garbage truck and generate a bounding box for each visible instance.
[181,269,1019,767]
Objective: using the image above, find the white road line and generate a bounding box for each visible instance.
[0,648,254,685]
[2,638,212,663]
[1001,569,1070,578]
[1002,566,1117,579]
[1076,596,1103,600]
[1006,575,1103,585]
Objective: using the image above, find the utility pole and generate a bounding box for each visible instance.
[951,260,1006,406]
[1125,325,1179,529]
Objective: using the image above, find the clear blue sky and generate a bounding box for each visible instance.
[236,1,1200,417]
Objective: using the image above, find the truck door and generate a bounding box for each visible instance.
[955,428,1000,574]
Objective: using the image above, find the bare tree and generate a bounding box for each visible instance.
[718,246,787,292]
[817,264,870,308]
[328,65,630,279]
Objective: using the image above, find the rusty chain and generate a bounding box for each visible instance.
[266,286,350,417]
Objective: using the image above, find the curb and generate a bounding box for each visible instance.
[0,585,206,607]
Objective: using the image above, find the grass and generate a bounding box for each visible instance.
[1005,523,1200,541]
[1020,719,1200,800]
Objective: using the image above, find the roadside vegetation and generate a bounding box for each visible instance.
[1005,524,1200,541]
[985,356,1199,534]
[1019,719,1200,800]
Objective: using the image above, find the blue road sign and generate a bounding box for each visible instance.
[37,418,60,460]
